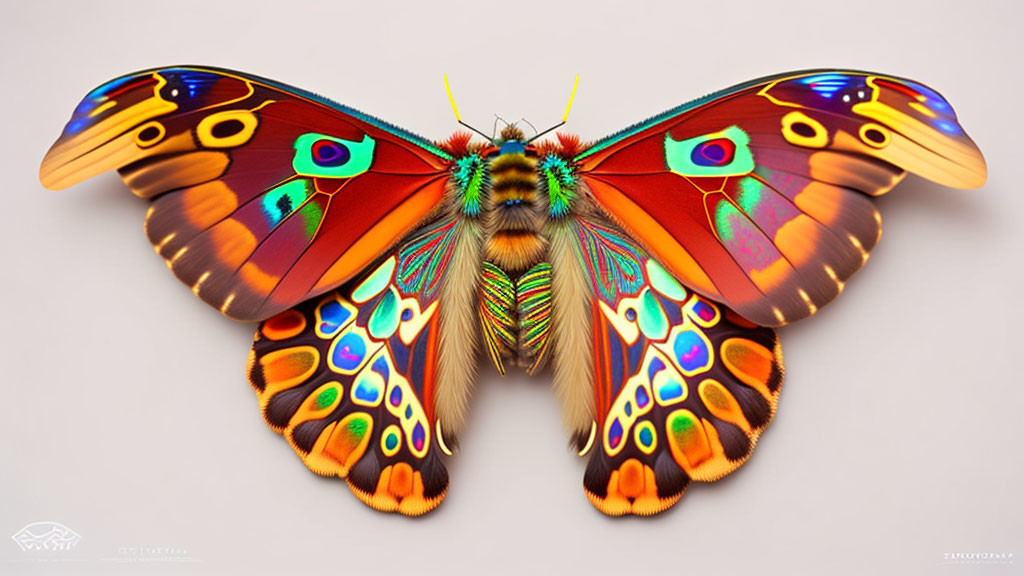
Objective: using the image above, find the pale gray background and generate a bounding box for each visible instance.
[2,0,1020,574]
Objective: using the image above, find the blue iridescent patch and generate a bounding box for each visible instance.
[412,422,426,452]
[608,418,624,449]
[800,73,852,99]
[635,386,650,409]
[354,378,380,404]
[657,380,684,404]
[318,300,351,336]
[673,329,709,373]
[638,426,654,447]
[331,332,367,372]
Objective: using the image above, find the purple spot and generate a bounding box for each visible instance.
[389,386,403,407]
[412,422,426,452]
[636,386,650,409]
[311,139,350,167]
[647,356,666,382]
[691,138,736,167]
[692,300,717,323]
[608,419,623,449]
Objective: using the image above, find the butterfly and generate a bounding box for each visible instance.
[39,66,986,516]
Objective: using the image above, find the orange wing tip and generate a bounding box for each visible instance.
[347,465,446,516]
[585,459,686,517]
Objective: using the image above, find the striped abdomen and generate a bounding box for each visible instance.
[484,151,547,273]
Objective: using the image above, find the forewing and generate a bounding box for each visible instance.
[40,66,452,321]
[575,70,986,326]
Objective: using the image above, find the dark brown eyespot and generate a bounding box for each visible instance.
[863,128,886,144]
[138,126,161,142]
[791,122,816,138]
[211,119,245,138]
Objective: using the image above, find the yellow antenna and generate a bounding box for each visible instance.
[525,74,581,144]
[443,74,461,122]
[444,75,493,142]
[562,74,580,123]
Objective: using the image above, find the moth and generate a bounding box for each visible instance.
[39,67,986,516]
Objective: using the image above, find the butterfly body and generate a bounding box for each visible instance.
[479,130,548,274]
[40,66,985,517]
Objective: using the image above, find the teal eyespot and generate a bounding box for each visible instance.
[664,125,754,177]
[293,133,375,178]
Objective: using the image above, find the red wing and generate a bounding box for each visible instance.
[575,70,986,326]
[40,66,452,321]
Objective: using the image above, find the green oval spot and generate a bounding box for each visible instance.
[646,260,687,301]
[637,289,669,340]
[352,257,395,303]
[314,386,338,409]
[368,288,400,339]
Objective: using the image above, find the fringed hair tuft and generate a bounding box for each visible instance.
[439,131,476,157]
[537,132,586,158]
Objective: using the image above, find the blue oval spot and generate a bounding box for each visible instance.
[673,329,709,372]
[608,419,623,449]
[385,432,399,451]
[658,381,683,402]
[638,426,654,447]
[636,386,650,408]
[319,300,351,335]
[389,386,403,407]
[354,379,380,403]
[331,332,366,371]
[412,422,426,451]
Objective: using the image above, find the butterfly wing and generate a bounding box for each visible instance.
[553,214,782,516]
[39,66,452,321]
[247,213,475,516]
[575,70,987,326]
